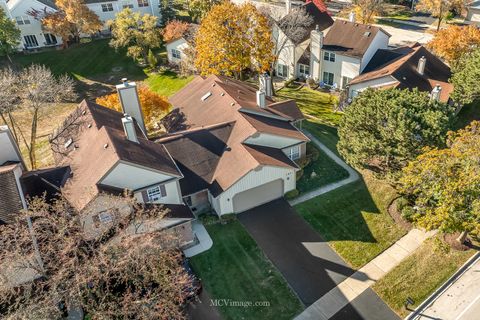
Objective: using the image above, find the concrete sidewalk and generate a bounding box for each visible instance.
[296,229,436,319]
[183,220,213,258]
[289,130,359,206]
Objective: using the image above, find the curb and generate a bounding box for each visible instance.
[405,251,480,320]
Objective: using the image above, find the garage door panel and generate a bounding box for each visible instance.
[232,179,283,213]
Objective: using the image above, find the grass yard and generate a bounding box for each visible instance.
[373,237,475,317]
[144,70,194,97]
[303,120,341,155]
[277,86,342,126]
[296,144,349,194]
[295,171,406,269]
[13,39,145,80]
[190,219,303,320]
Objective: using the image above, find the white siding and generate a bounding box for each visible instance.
[165,38,189,64]
[100,162,178,190]
[360,31,390,72]
[275,26,297,78]
[212,166,296,215]
[6,0,63,49]
[244,132,305,149]
[348,75,398,98]
[321,52,361,87]
[0,128,23,165]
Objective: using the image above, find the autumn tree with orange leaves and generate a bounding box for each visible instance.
[195,2,274,79]
[428,25,480,65]
[162,20,190,43]
[29,0,102,47]
[96,85,170,132]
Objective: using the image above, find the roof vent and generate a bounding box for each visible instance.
[201,92,212,101]
[230,102,235,106]
[87,123,92,128]
[364,31,371,37]
[64,138,73,149]
[221,92,225,96]
[104,143,109,149]
[82,110,86,115]
[212,83,216,87]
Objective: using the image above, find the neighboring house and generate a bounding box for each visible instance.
[1,0,62,50]
[162,74,308,215]
[0,126,27,224]
[348,43,454,103]
[466,1,480,25]
[310,19,391,89]
[1,0,161,50]
[274,0,334,79]
[165,24,198,65]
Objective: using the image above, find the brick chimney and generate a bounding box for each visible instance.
[417,56,426,75]
[116,78,146,136]
[122,114,139,143]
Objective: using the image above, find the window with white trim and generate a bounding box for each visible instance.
[323,51,335,62]
[101,3,114,11]
[147,184,167,202]
[276,63,288,78]
[288,145,301,161]
[123,3,134,8]
[341,76,352,89]
[15,16,30,25]
[323,72,334,86]
[24,35,38,48]
[171,48,181,59]
[137,0,149,7]
[298,64,310,76]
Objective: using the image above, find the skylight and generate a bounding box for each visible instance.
[64,138,73,148]
[201,92,212,101]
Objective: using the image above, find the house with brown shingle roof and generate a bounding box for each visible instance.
[309,18,391,89]
[347,43,454,103]
[162,75,308,214]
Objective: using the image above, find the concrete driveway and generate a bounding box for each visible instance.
[238,198,354,306]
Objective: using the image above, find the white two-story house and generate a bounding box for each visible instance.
[310,19,391,89]
[1,0,161,50]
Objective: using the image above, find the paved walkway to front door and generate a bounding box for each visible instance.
[295,228,436,319]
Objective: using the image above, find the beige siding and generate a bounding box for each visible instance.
[212,165,296,215]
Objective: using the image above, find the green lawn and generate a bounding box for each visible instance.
[144,70,194,97]
[295,171,406,269]
[296,144,349,194]
[373,237,475,317]
[277,86,342,126]
[190,219,303,320]
[13,39,145,80]
[303,120,341,155]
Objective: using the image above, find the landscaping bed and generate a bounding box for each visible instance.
[373,237,475,317]
[295,143,349,195]
[190,218,303,320]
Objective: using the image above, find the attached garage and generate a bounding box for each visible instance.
[232,179,284,213]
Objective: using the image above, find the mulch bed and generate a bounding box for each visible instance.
[387,198,413,232]
[443,233,472,251]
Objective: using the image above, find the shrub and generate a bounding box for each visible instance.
[395,197,409,212]
[401,206,416,222]
[285,189,299,199]
[296,169,304,181]
[147,49,158,69]
[306,143,320,162]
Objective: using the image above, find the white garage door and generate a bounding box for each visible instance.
[232,179,284,213]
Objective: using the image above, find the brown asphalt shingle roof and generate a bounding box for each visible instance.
[0,163,23,224]
[166,75,305,195]
[350,43,453,102]
[51,100,181,211]
[243,144,299,169]
[322,20,390,58]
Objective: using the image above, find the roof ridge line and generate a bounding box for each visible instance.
[156,121,236,142]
